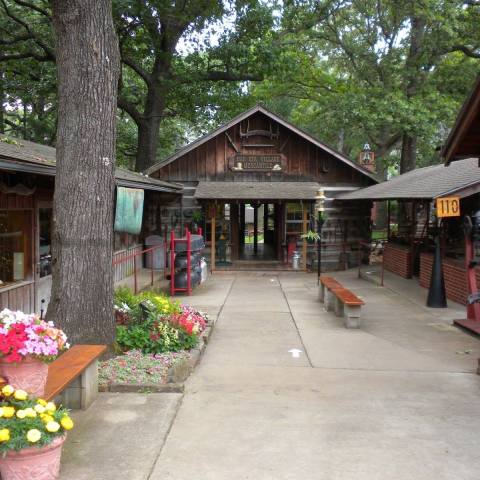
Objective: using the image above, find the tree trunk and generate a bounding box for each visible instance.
[400,132,417,173]
[48,0,120,346]
[135,85,167,172]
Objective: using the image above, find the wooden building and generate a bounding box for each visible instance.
[0,136,182,314]
[443,75,480,165]
[146,105,377,270]
[339,158,480,305]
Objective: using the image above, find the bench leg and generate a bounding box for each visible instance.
[318,283,325,302]
[61,360,99,410]
[325,289,335,311]
[344,305,362,329]
[334,297,344,317]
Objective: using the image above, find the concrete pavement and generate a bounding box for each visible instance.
[62,270,480,480]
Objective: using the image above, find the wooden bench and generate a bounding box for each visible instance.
[44,344,106,410]
[319,276,342,311]
[331,288,365,329]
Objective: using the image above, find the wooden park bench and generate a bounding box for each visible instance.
[319,276,342,310]
[331,288,365,329]
[44,344,106,410]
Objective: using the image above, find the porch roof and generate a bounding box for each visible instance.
[194,181,321,201]
[0,136,182,194]
[337,158,480,201]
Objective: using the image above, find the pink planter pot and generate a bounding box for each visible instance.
[0,435,66,480]
[0,356,48,397]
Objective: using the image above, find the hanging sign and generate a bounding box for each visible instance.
[114,187,144,234]
[436,196,460,218]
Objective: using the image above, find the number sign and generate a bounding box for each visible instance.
[436,197,460,218]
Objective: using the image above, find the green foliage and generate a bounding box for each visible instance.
[0,392,72,453]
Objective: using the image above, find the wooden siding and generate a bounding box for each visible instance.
[152,112,372,188]
[0,282,35,312]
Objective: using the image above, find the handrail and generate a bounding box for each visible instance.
[112,243,166,293]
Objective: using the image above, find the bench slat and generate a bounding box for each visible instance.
[44,345,106,401]
[320,276,342,289]
[332,288,364,306]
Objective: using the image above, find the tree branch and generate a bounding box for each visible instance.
[117,95,143,125]
[204,71,263,82]
[450,44,480,58]
[0,0,55,61]
[11,0,50,17]
[121,55,152,85]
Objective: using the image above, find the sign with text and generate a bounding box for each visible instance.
[436,196,460,217]
[229,154,285,172]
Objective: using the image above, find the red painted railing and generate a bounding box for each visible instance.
[112,242,167,294]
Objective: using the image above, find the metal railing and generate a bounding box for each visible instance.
[112,242,167,294]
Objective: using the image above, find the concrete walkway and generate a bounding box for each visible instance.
[62,270,480,480]
[151,271,480,480]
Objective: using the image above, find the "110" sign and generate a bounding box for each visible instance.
[436,196,460,217]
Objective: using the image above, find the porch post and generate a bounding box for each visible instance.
[230,203,239,261]
[211,205,216,273]
[302,202,308,270]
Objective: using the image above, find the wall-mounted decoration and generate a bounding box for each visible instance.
[229,154,285,172]
[114,187,144,235]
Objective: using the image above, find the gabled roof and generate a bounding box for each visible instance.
[337,158,480,201]
[144,104,378,183]
[442,75,480,165]
[0,136,182,193]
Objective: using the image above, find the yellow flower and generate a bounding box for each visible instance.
[45,402,56,412]
[45,421,60,433]
[16,409,27,419]
[1,385,14,397]
[24,408,37,418]
[34,404,46,414]
[26,429,41,443]
[0,428,10,442]
[13,389,28,401]
[37,399,47,407]
[40,413,54,423]
[2,407,15,418]
[60,416,74,431]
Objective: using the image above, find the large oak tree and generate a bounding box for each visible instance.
[47,0,120,345]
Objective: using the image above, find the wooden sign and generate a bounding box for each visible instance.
[436,196,460,217]
[229,154,284,172]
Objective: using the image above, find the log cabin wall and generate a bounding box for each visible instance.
[149,111,375,270]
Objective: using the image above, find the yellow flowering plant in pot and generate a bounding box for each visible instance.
[0,384,74,480]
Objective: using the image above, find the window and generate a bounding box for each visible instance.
[39,208,52,278]
[0,210,32,286]
[285,202,304,235]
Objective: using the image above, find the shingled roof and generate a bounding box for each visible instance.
[0,136,182,193]
[195,181,321,200]
[337,158,480,201]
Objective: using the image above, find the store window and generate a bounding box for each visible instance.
[285,202,304,235]
[0,210,32,287]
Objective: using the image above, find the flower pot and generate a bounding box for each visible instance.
[0,356,48,397]
[0,435,66,480]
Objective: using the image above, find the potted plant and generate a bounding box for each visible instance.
[301,230,321,244]
[0,309,69,397]
[0,384,74,480]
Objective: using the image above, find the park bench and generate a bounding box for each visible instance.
[331,288,365,329]
[319,276,342,311]
[44,344,106,410]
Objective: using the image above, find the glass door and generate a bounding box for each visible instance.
[36,205,52,315]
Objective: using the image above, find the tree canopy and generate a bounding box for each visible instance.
[0,0,479,174]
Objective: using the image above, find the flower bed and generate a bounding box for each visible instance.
[100,288,210,389]
[98,350,190,386]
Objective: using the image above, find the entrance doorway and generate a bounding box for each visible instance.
[238,203,277,261]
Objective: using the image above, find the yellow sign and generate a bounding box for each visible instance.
[436,196,460,217]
